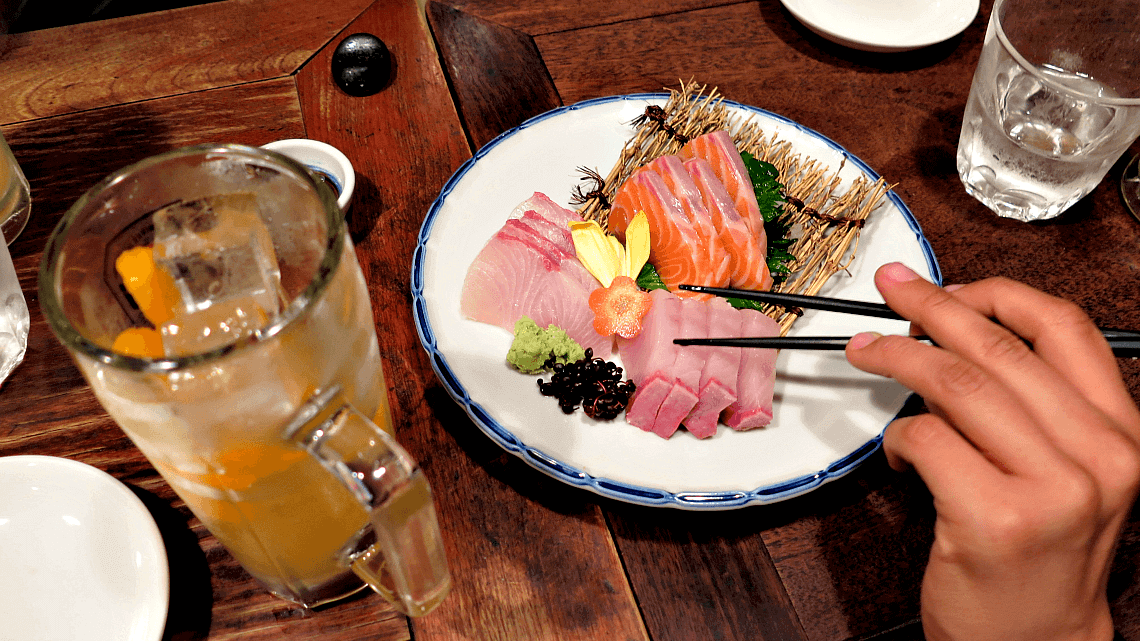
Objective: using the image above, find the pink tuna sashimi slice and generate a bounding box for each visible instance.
[618,289,682,432]
[649,295,706,438]
[681,297,742,439]
[721,308,780,430]
[684,157,773,292]
[461,231,612,357]
[678,131,768,254]
[624,374,674,433]
[645,156,731,290]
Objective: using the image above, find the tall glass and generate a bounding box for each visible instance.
[0,130,30,243]
[39,144,450,614]
[0,131,29,385]
[1123,153,1140,222]
[956,0,1140,222]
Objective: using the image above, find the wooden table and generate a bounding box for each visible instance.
[2,0,1138,639]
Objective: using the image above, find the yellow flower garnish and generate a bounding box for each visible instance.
[570,212,650,288]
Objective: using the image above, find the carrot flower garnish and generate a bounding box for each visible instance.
[571,212,652,338]
[588,275,652,339]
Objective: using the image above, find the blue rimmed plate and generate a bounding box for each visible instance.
[412,94,939,510]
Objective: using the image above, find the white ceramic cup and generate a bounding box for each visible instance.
[262,139,356,212]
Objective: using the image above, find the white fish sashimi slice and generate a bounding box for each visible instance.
[511,191,581,229]
[500,216,600,294]
[461,234,553,330]
[526,271,613,358]
[460,231,611,356]
[517,209,575,255]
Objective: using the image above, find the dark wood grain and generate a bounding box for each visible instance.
[606,502,808,641]
[427,1,561,149]
[428,1,1140,640]
[433,0,739,36]
[5,0,1140,640]
[297,2,649,640]
[0,0,372,123]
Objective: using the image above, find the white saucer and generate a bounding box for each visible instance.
[0,455,170,641]
[780,0,980,52]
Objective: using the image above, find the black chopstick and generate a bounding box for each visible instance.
[673,335,1139,357]
[678,284,904,320]
[679,283,1140,356]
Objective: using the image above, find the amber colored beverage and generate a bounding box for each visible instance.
[40,144,449,614]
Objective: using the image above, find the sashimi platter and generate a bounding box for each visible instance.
[413,83,940,509]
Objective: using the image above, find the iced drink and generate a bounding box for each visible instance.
[956,0,1140,221]
[40,145,449,614]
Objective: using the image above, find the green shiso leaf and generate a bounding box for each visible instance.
[636,262,668,292]
[638,262,764,311]
[741,150,795,284]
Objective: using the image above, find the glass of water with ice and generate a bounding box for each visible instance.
[0,131,30,386]
[956,0,1140,222]
[38,144,450,614]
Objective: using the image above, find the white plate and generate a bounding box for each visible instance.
[413,94,940,509]
[0,455,170,640]
[780,0,980,52]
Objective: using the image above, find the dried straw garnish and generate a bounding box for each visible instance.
[573,80,893,336]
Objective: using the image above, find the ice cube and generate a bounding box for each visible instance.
[0,231,27,385]
[1000,68,1116,158]
[151,193,286,355]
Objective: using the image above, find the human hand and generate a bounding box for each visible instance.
[845,263,1140,641]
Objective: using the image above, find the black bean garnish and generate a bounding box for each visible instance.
[536,351,635,421]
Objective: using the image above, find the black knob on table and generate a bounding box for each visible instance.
[332,33,391,96]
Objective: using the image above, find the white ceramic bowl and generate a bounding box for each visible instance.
[0,455,169,641]
[780,0,980,52]
[262,139,356,212]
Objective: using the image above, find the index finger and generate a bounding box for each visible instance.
[937,277,1137,430]
[871,264,1140,450]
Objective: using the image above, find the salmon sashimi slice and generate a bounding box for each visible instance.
[681,297,741,439]
[721,308,780,430]
[678,130,768,256]
[645,155,732,291]
[685,157,773,291]
[608,167,720,295]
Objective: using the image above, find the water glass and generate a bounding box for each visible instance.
[0,131,29,386]
[39,144,450,614]
[956,0,1140,221]
[0,131,30,243]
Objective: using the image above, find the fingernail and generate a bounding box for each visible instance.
[847,331,883,350]
[944,284,964,292]
[881,262,920,283]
